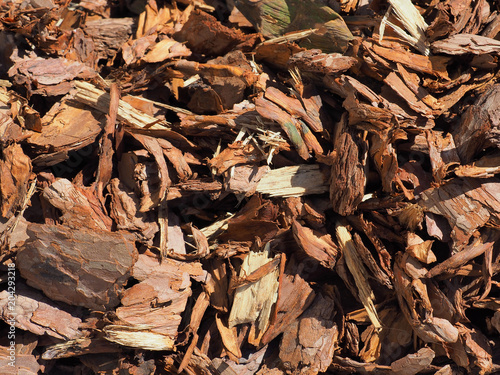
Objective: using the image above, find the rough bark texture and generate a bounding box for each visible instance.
[1,0,500,374]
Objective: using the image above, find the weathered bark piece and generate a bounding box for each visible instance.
[394,253,459,344]
[390,347,435,375]
[292,219,338,269]
[425,130,460,183]
[28,99,105,166]
[0,89,41,132]
[396,63,442,111]
[0,333,40,375]
[406,232,436,265]
[255,41,305,70]
[426,230,497,279]
[105,254,199,350]
[0,282,82,340]
[331,356,392,373]
[225,164,270,197]
[447,324,493,374]
[201,51,256,111]
[107,178,159,243]
[205,259,229,313]
[352,233,393,290]
[209,141,266,175]
[353,305,412,364]
[261,272,316,346]
[432,33,500,55]
[174,9,256,56]
[454,153,500,178]
[128,132,171,211]
[279,291,339,374]
[216,313,242,361]
[41,335,122,360]
[177,291,210,372]
[419,177,500,249]
[0,143,31,218]
[8,57,96,96]
[453,83,500,163]
[228,243,279,337]
[157,137,193,181]
[42,178,112,230]
[17,223,138,310]
[142,38,191,63]
[84,18,134,60]
[363,41,450,79]
[131,252,205,284]
[288,49,358,75]
[211,345,267,375]
[95,82,119,203]
[384,72,433,117]
[0,108,24,145]
[330,115,366,215]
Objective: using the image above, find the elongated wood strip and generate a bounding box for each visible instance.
[73,81,170,130]
[336,221,382,330]
[255,164,328,197]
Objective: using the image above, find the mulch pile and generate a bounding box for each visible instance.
[0,0,500,374]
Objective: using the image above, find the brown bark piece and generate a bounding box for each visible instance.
[426,230,497,279]
[255,42,305,70]
[367,41,450,80]
[142,37,192,63]
[174,9,256,56]
[453,83,500,163]
[260,273,316,346]
[157,138,193,181]
[17,223,138,310]
[42,178,113,230]
[454,153,500,178]
[288,49,358,75]
[0,143,32,218]
[0,282,82,340]
[0,333,40,375]
[224,164,270,197]
[384,72,433,118]
[279,292,339,374]
[84,18,134,60]
[95,83,119,203]
[330,116,366,216]
[432,33,500,55]
[209,141,266,175]
[419,177,500,249]
[390,347,435,375]
[394,253,459,344]
[425,130,461,183]
[292,219,338,269]
[8,57,96,96]
[128,133,171,211]
[28,99,105,167]
[108,178,159,243]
